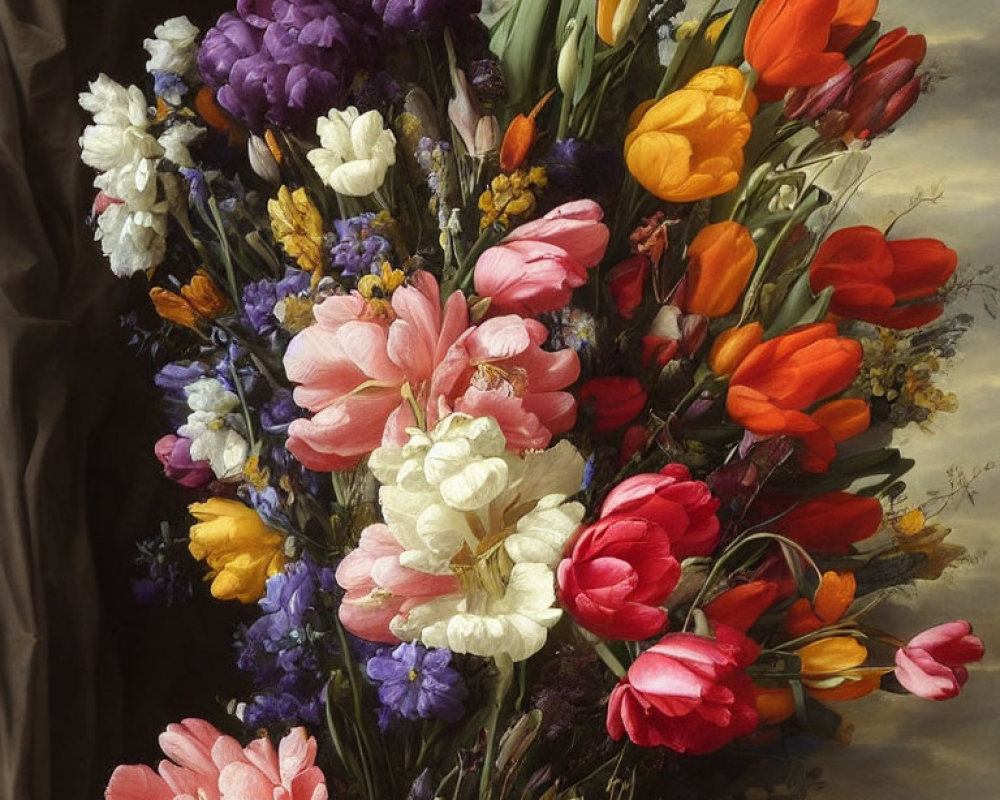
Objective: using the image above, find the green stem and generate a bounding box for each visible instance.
[594,641,627,679]
[480,655,514,800]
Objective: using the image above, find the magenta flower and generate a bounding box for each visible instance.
[283,270,580,470]
[473,200,610,318]
[373,0,481,35]
[105,719,328,800]
[894,620,984,700]
[154,434,215,489]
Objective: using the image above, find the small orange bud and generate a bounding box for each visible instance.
[499,90,555,173]
[150,288,198,329]
[195,87,234,133]
[708,322,763,375]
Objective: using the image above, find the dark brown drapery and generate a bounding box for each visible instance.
[0,3,243,798]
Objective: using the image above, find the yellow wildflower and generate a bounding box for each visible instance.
[188,498,286,603]
[268,185,325,281]
[478,167,547,231]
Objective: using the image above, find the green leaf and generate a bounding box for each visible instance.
[711,0,763,66]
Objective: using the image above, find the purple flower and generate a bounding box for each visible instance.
[154,435,215,488]
[199,0,375,133]
[155,361,207,402]
[373,0,482,35]
[468,58,506,106]
[330,213,393,277]
[179,167,210,211]
[366,642,467,729]
[261,388,303,433]
[539,138,623,212]
[242,267,311,335]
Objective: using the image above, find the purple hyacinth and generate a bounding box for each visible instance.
[236,554,339,728]
[199,0,376,133]
[366,642,467,730]
[330,213,393,277]
[261,388,303,433]
[242,267,311,335]
[372,0,482,35]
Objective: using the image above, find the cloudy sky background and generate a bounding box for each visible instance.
[804,1,1000,796]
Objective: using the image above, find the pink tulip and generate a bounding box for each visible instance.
[284,270,580,470]
[105,719,328,800]
[557,515,680,640]
[895,620,985,700]
[473,200,610,317]
[335,524,459,643]
[607,625,760,754]
[600,464,721,559]
[154,434,215,488]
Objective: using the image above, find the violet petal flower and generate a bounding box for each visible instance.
[366,642,467,729]
[372,0,482,35]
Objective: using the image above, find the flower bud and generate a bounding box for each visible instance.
[248,134,281,184]
[474,114,501,156]
[557,21,580,98]
[708,322,763,375]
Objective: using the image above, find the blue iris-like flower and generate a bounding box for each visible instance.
[366,642,467,730]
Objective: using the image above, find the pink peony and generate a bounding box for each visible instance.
[473,200,610,317]
[335,524,459,643]
[105,719,328,800]
[606,625,760,754]
[600,464,721,559]
[894,620,985,700]
[284,271,580,470]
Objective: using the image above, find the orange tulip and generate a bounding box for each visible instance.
[745,0,876,103]
[682,222,758,316]
[785,571,857,636]
[597,0,640,46]
[799,397,870,472]
[499,90,555,173]
[704,580,780,632]
[624,67,756,203]
[770,491,884,554]
[709,322,764,375]
[726,322,862,437]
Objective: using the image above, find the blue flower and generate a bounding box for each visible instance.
[330,213,393,278]
[366,643,467,730]
[261,389,302,434]
[242,268,311,336]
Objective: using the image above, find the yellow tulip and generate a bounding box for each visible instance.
[188,498,286,603]
[624,67,756,203]
[597,0,640,46]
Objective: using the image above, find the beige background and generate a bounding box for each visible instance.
[808,1,1000,796]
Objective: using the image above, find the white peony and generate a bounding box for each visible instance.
[177,379,249,480]
[158,121,204,168]
[95,202,168,277]
[307,106,397,197]
[369,413,585,662]
[79,74,162,177]
[143,16,200,78]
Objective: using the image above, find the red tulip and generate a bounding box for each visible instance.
[745,0,874,103]
[895,621,984,700]
[579,376,647,433]
[557,515,681,640]
[608,255,650,319]
[843,29,927,140]
[607,626,760,753]
[726,323,862,440]
[770,491,883,554]
[704,581,780,632]
[810,226,957,329]
[601,464,721,559]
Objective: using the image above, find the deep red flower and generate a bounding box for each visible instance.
[810,226,957,329]
[607,626,760,753]
[579,376,647,433]
[608,255,650,319]
[704,581,780,632]
[770,491,883,554]
[557,515,681,641]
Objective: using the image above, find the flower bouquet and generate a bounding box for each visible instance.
[80,0,987,798]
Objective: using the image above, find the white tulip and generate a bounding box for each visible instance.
[307,106,397,197]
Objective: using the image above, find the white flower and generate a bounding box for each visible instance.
[158,121,204,168]
[307,106,397,197]
[143,16,200,78]
[177,379,248,480]
[79,74,161,176]
[369,413,585,662]
[95,202,168,277]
